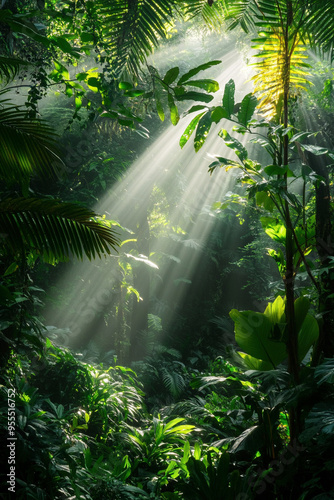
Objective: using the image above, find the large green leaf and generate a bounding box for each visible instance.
[0,198,119,262]
[231,295,319,371]
[237,93,257,126]
[237,352,273,371]
[176,91,214,103]
[230,305,287,369]
[168,93,180,125]
[298,314,319,362]
[163,66,180,85]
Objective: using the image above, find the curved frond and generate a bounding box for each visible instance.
[0,56,29,84]
[161,365,187,398]
[251,31,310,118]
[302,0,334,59]
[97,0,178,76]
[221,0,257,32]
[0,198,120,261]
[183,0,226,30]
[0,104,64,183]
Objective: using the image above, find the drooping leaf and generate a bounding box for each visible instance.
[177,60,221,86]
[176,91,214,103]
[222,79,235,118]
[194,111,212,151]
[0,56,29,83]
[219,129,248,161]
[0,103,64,184]
[168,93,180,125]
[180,112,205,148]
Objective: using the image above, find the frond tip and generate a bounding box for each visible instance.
[0,198,120,262]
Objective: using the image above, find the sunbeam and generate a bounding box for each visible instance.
[44,40,254,359]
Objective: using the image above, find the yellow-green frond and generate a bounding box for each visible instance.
[251,31,310,119]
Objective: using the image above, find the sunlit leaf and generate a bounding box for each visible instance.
[184,79,219,92]
[180,112,205,148]
[194,111,212,151]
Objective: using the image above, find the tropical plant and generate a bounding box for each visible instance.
[176,0,334,443]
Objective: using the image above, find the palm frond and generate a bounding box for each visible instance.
[183,0,226,30]
[0,103,64,184]
[251,31,310,118]
[97,0,178,76]
[221,0,257,32]
[0,56,29,84]
[0,198,119,261]
[302,0,334,60]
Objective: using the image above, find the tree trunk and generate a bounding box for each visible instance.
[307,154,334,361]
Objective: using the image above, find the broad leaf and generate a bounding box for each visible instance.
[163,67,180,85]
[211,106,229,123]
[238,93,257,126]
[176,91,214,103]
[230,305,287,369]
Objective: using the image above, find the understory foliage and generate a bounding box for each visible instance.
[1,332,334,499]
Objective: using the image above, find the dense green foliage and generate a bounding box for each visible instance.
[1,0,334,499]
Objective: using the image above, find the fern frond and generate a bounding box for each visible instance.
[162,396,209,418]
[161,365,187,399]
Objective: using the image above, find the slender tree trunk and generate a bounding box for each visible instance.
[282,6,299,441]
[307,154,334,362]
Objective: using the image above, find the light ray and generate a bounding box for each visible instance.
[45,42,254,357]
